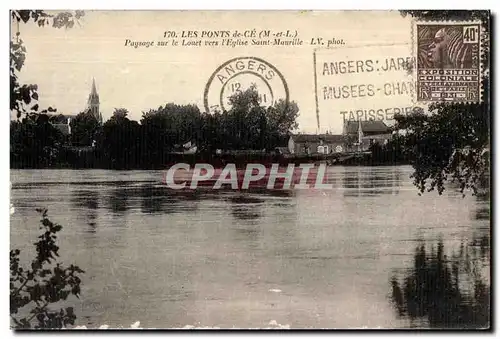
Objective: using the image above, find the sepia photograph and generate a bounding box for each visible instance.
[8,8,491,330]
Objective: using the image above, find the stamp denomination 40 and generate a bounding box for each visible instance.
[414,21,483,103]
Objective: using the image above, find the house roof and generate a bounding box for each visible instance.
[53,123,70,136]
[291,134,344,143]
[361,133,392,141]
[275,147,290,154]
[48,114,78,124]
[345,121,390,134]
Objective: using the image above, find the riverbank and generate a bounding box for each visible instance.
[10,149,411,170]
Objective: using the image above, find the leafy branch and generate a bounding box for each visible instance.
[10,10,84,119]
[10,209,85,329]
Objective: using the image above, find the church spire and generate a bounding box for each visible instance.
[91,78,98,96]
[87,78,101,124]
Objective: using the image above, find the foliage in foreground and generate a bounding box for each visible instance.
[10,209,84,329]
[394,99,489,196]
[10,10,84,119]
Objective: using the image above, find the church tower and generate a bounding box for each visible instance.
[87,78,102,124]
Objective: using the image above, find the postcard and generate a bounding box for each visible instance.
[9,10,490,330]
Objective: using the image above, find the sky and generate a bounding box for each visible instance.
[13,10,415,134]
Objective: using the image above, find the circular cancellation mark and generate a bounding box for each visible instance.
[204,57,290,113]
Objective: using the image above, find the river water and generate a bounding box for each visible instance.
[10,166,490,329]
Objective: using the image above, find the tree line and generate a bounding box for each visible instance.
[10,86,300,169]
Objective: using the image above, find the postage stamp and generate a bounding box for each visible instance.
[413,21,482,103]
[203,56,289,113]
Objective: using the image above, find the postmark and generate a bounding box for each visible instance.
[204,57,289,113]
[413,21,483,103]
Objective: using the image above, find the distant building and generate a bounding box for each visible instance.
[343,120,392,151]
[49,114,76,139]
[274,147,290,155]
[343,120,391,137]
[288,121,393,156]
[288,134,345,155]
[170,140,198,154]
[52,120,71,136]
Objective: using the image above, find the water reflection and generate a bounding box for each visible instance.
[69,185,296,219]
[473,190,490,221]
[70,189,99,232]
[390,238,490,328]
[104,186,204,215]
[227,190,295,221]
[138,186,201,215]
[474,208,490,221]
[470,235,489,260]
[229,195,264,221]
[107,188,129,215]
[342,167,402,197]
